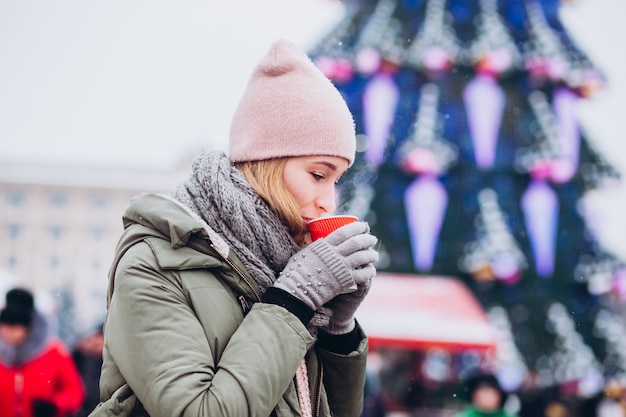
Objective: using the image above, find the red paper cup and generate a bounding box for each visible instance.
[307,215,358,241]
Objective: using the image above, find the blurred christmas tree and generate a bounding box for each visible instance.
[310,0,626,386]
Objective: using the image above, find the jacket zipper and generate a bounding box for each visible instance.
[15,370,24,417]
[212,243,322,417]
[315,361,323,417]
[210,243,262,302]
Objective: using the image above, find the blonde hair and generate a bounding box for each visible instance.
[235,159,308,239]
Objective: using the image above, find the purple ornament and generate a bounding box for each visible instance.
[463,75,505,169]
[363,73,399,166]
[405,175,448,270]
[521,179,558,277]
[551,87,580,183]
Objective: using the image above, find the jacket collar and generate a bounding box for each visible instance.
[122,193,230,259]
[108,193,260,306]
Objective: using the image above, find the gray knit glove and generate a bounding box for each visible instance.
[274,221,378,311]
[322,226,378,335]
[322,277,375,335]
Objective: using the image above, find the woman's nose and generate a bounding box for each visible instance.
[316,186,337,214]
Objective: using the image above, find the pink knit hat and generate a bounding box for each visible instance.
[228,39,356,166]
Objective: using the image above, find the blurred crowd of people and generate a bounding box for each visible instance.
[2,286,626,417]
[0,287,103,417]
[362,348,626,417]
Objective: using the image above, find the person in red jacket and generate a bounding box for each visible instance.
[0,287,85,417]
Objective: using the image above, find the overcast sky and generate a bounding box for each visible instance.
[1,0,625,256]
[0,0,623,168]
[0,0,343,168]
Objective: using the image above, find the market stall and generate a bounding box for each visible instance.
[356,273,497,353]
[356,273,500,413]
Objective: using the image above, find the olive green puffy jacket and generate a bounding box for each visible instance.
[89,193,367,417]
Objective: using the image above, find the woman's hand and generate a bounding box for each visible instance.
[272,222,378,311]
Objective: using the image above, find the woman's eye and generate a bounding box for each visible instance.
[311,172,324,181]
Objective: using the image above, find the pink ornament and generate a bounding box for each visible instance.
[526,57,548,77]
[313,56,354,82]
[612,268,626,301]
[314,56,337,79]
[492,253,522,285]
[547,57,568,81]
[356,47,381,75]
[529,159,553,180]
[423,46,452,72]
[402,148,442,175]
[549,159,575,183]
[333,58,354,82]
[477,49,513,76]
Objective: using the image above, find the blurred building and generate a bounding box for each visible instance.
[0,159,190,333]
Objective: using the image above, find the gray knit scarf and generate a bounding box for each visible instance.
[174,152,330,329]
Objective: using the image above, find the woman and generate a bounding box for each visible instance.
[0,287,85,417]
[91,39,379,417]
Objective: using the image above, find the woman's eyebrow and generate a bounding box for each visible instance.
[313,161,338,171]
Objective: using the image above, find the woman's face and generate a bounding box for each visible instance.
[283,155,349,225]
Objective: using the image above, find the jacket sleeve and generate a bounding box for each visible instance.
[50,340,86,416]
[318,324,368,417]
[105,242,315,417]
